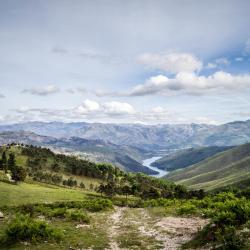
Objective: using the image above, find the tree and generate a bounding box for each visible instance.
[97,183,105,196]
[51,162,61,172]
[80,182,85,189]
[7,153,16,171]
[121,185,131,203]
[89,183,94,190]
[2,151,7,173]
[11,165,27,182]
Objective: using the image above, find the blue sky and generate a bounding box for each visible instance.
[1,0,250,124]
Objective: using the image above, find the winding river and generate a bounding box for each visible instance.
[143,156,168,178]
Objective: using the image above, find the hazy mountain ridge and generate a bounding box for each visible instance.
[2,120,250,150]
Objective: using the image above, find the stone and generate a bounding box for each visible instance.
[0,211,4,218]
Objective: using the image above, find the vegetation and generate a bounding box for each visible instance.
[166,143,250,191]
[1,214,63,246]
[0,144,249,249]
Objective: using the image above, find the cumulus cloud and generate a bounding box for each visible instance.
[0,93,5,98]
[128,71,250,96]
[22,85,60,96]
[137,52,202,73]
[75,99,100,114]
[103,101,135,115]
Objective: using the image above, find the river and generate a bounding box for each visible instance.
[142,156,168,178]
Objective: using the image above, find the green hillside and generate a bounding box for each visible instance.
[152,146,232,171]
[166,143,250,191]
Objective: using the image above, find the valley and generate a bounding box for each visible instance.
[0,122,250,249]
[142,157,168,178]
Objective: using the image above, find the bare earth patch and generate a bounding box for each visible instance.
[154,216,209,249]
[106,207,209,250]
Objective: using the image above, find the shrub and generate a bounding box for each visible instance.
[48,207,67,218]
[67,211,90,223]
[1,214,63,245]
[177,203,197,215]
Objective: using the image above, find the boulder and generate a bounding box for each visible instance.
[0,211,4,218]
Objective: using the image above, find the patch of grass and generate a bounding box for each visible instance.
[0,181,87,207]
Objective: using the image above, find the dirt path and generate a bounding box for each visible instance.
[107,206,128,250]
[106,207,208,250]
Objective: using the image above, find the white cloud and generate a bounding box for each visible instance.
[22,85,60,96]
[0,93,5,98]
[76,99,100,114]
[206,63,217,69]
[128,71,250,96]
[137,52,202,73]
[103,101,135,115]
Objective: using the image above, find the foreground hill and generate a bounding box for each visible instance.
[0,131,156,174]
[166,143,250,191]
[1,120,250,150]
[152,146,233,171]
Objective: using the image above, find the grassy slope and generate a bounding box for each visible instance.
[152,146,232,171]
[0,146,101,189]
[0,181,90,207]
[166,143,250,191]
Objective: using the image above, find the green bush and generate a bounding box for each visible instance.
[177,203,197,215]
[1,214,63,245]
[67,211,90,223]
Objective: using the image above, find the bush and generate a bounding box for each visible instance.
[177,203,197,215]
[67,211,90,223]
[1,214,63,245]
[48,207,67,218]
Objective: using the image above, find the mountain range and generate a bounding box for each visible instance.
[0,120,250,151]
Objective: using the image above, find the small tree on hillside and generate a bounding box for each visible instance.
[11,165,27,182]
[2,151,7,173]
[80,182,85,189]
[7,153,16,171]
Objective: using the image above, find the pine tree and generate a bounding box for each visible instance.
[11,165,27,182]
[7,153,16,171]
[2,151,7,173]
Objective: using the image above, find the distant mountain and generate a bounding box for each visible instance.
[1,120,250,150]
[166,143,250,191]
[0,131,156,175]
[0,121,212,150]
[152,146,233,171]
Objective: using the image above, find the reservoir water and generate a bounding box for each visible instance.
[142,156,168,178]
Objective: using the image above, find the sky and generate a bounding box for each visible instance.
[1,0,250,125]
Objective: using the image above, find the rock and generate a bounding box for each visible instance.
[37,215,45,221]
[0,211,4,218]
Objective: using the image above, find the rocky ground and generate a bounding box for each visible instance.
[105,206,209,250]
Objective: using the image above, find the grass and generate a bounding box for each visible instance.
[0,181,89,207]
